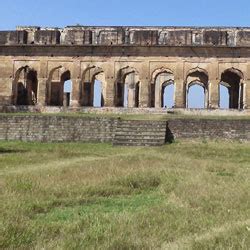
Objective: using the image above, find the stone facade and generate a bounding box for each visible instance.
[0,26,250,110]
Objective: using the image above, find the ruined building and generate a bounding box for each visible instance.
[0,26,249,110]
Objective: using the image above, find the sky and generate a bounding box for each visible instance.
[0,0,249,30]
[1,0,249,108]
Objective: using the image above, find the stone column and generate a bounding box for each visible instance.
[174,62,185,108]
[139,78,150,107]
[244,80,250,109]
[154,78,161,108]
[70,61,81,107]
[104,78,115,107]
[70,78,81,107]
[37,78,47,106]
[37,60,47,106]
[174,79,185,108]
[101,64,115,108]
[208,80,219,109]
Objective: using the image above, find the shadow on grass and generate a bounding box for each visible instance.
[0,147,27,154]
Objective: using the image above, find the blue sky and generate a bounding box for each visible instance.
[0,0,249,30]
[1,0,249,108]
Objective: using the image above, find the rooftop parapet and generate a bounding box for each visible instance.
[0,26,249,47]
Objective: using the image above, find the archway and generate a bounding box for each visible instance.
[219,84,230,109]
[48,69,71,106]
[115,67,140,108]
[81,66,105,107]
[219,68,244,109]
[63,79,72,107]
[151,69,174,108]
[185,69,209,109]
[162,82,174,108]
[13,66,38,105]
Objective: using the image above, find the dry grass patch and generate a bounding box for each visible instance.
[0,140,249,249]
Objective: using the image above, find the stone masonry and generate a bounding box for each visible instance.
[0,26,249,111]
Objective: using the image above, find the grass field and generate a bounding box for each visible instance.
[0,140,249,249]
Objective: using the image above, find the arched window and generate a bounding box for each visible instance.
[219,69,244,109]
[115,67,140,108]
[81,67,105,107]
[151,70,174,108]
[63,79,72,107]
[187,83,206,108]
[219,84,230,109]
[162,81,174,108]
[13,67,38,106]
[185,69,209,109]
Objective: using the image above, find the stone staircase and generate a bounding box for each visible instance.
[113,120,167,146]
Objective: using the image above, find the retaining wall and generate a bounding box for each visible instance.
[0,115,249,143]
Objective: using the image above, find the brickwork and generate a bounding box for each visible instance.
[0,115,249,144]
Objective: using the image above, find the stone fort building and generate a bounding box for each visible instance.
[0,26,249,110]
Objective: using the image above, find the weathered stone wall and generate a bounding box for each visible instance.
[167,119,250,141]
[1,26,250,47]
[0,26,249,111]
[0,115,249,143]
[0,115,117,142]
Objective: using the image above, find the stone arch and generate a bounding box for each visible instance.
[12,66,38,105]
[151,68,174,108]
[81,66,106,107]
[47,66,72,106]
[185,67,209,108]
[219,68,244,109]
[115,66,140,107]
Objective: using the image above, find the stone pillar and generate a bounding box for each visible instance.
[155,78,161,108]
[104,78,115,107]
[37,78,47,106]
[70,78,81,107]
[174,79,185,108]
[208,80,219,109]
[174,62,185,108]
[244,80,250,109]
[70,61,81,107]
[139,78,150,107]
[37,60,47,106]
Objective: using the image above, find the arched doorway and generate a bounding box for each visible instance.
[186,69,209,109]
[162,82,174,108]
[13,66,38,105]
[81,66,106,107]
[151,69,175,108]
[219,68,244,109]
[219,84,230,109]
[115,67,140,108]
[47,69,71,106]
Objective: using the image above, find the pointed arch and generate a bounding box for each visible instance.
[12,66,38,105]
[81,66,106,107]
[185,67,209,108]
[219,68,244,109]
[115,66,140,107]
[47,66,72,106]
[151,67,174,108]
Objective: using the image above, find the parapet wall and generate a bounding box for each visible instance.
[0,26,250,47]
[0,115,249,143]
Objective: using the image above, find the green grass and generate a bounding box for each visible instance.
[0,140,249,249]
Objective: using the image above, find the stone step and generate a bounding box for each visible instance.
[114,131,166,135]
[113,138,165,143]
[113,120,167,146]
[115,134,165,140]
[113,141,165,146]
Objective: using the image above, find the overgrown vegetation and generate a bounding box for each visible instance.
[0,140,249,249]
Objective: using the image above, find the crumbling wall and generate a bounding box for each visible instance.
[0,26,250,46]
